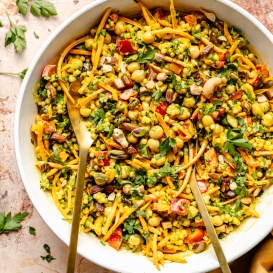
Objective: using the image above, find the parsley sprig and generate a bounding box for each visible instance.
[159,136,176,156]
[17,0,57,18]
[41,244,56,263]
[0,211,29,234]
[4,13,26,53]
[0,68,28,79]
[224,129,253,156]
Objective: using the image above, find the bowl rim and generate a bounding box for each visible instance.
[14,0,273,272]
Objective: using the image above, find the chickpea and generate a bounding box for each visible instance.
[262,112,273,127]
[127,62,140,73]
[80,108,91,117]
[225,84,236,95]
[148,138,160,152]
[104,32,111,44]
[104,206,113,217]
[121,166,130,179]
[174,137,184,149]
[114,21,126,35]
[260,101,270,113]
[142,101,150,111]
[211,215,224,227]
[252,102,264,116]
[213,124,223,136]
[155,155,166,166]
[183,96,196,108]
[128,109,139,121]
[167,151,175,162]
[148,215,162,227]
[188,45,200,59]
[70,58,83,68]
[177,107,191,120]
[149,126,164,139]
[202,115,215,128]
[85,38,94,49]
[127,133,138,144]
[129,235,141,246]
[141,31,155,44]
[131,69,145,83]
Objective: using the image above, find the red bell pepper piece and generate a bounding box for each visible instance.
[97,151,110,167]
[42,65,56,78]
[184,228,204,244]
[118,40,134,54]
[155,101,168,116]
[170,198,190,216]
[108,228,122,250]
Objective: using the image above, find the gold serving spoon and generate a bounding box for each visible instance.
[189,167,232,273]
[66,81,94,273]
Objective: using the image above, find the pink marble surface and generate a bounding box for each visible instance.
[0,1,272,272]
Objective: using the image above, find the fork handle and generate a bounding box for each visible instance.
[190,169,232,273]
[66,146,89,273]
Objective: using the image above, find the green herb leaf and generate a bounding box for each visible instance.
[14,25,27,52]
[41,244,55,263]
[18,68,28,79]
[138,143,149,158]
[0,22,3,28]
[204,100,222,115]
[5,30,16,47]
[34,31,39,39]
[30,0,58,18]
[0,211,29,234]
[159,136,176,156]
[136,47,156,63]
[159,163,173,178]
[16,0,29,15]
[29,226,36,235]
[152,89,162,103]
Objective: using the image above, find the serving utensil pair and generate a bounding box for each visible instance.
[66,80,231,273]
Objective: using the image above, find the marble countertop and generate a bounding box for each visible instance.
[0,0,272,272]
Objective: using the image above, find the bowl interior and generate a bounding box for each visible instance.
[15,0,273,272]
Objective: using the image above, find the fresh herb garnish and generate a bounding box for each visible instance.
[0,68,28,79]
[5,13,26,53]
[159,136,176,156]
[0,211,29,234]
[41,244,56,263]
[136,47,156,63]
[224,129,252,156]
[29,226,36,235]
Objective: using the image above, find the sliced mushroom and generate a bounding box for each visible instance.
[120,123,139,132]
[113,128,129,148]
[50,132,67,143]
[45,82,56,99]
[190,83,203,95]
[201,44,213,55]
[200,8,216,22]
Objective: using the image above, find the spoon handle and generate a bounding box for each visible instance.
[190,168,232,273]
[66,146,89,273]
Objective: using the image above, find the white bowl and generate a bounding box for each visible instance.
[14,0,273,272]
